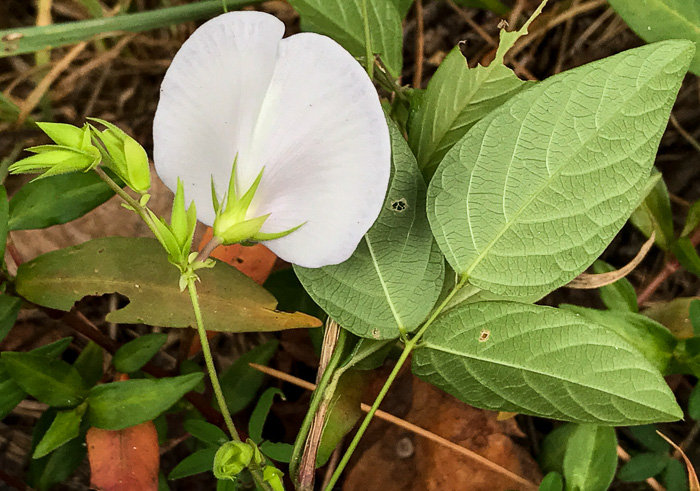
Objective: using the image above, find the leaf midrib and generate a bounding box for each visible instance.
[425,342,674,415]
[460,54,673,276]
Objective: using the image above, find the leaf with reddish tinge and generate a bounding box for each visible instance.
[87,421,159,491]
[15,237,320,333]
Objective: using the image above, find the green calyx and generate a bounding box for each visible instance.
[88,117,151,193]
[213,441,255,481]
[149,178,213,285]
[9,122,100,179]
[212,156,304,245]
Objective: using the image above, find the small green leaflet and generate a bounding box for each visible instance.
[413,302,682,425]
[608,0,700,75]
[428,40,694,299]
[287,0,403,77]
[408,3,540,179]
[562,425,617,491]
[296,121,444,339]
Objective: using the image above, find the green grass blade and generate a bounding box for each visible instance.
[0,0,257,58]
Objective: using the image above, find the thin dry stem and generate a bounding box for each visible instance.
[249,363,539,491]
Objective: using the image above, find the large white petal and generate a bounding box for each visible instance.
[153,11,284,225]
[243,33,391,267]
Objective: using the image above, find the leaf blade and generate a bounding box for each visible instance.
[413,301,682,425]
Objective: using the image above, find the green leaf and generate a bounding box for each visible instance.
[562,425,617,491]
[30,435,86,490]
[412,302,683,425]
[219,340,278,415]
[8,172,116,230]
[427,41,694,299]
[560,306,676,374]
[185,419,228,447]
[629,425,670,453]
[593,260,638,313]
[73,341,104,387]
[538,472,563,491]
[682,199,700,237]
[249,388,285,443]
[0,185,8,261]
[36,122,85,148]
[0,295,22,343]
[259,442,293,463]
[0,375,27,419]
[539,423,576,475]
[618,452,670,481]
[169,447,217,480]
[15,237,320,332]
[630,170,674,250]
[1,352,88,407]
[690,299,700,335]
[296,121,444,339]
[408,37,530,179]
[113,333,167,373]
[607,0,700,75]
[0,0,253,58]
[33,337,74,358]
[88,373,204,430]
[390,0,413,18]
[672,237,700,277]
[689,384,700,420]
[663,458,689,491]
[33,404,86,459]
[287,0,403,76]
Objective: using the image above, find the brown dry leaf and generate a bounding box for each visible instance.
[567,232,654,289]
[643,297,700,340]
[87,421,159,491]
[343,371,540,491]
[657,431,700,491]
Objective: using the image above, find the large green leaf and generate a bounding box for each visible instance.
[427,40,694,299]
[33,404,86,459]
[412,302,682,425]
[608,0,700,75]
[407,18,534,179]
[15,237,320,332]
[1,352,88,407]
[296,123,444,339]
[287,0,403,77]
[8,172,116,230]
[88,373,204,429]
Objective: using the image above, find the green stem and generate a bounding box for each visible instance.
[187,278,239,440]
[360,0,373,80]
[93,166,161,239]
[187,279,272,491]
[323,275,469,490]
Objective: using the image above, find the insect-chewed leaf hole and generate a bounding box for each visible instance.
[391,198,408,212]
[478,329,490,342]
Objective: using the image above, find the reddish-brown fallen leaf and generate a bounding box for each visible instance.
[87,373,159,491]
[343,368,540,491]
[199,228,277,284]
[87,422,159,491]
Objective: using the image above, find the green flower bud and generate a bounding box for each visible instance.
[262,465,285,491]
[213,441,254,481]
[89,117,151,193]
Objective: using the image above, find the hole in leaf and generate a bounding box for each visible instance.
[478,329,490,342]
[391,198,407,212]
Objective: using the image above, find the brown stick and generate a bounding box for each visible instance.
[412,0,425,89]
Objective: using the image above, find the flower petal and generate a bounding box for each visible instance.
[243,33,391,267]
[153,11,284,225]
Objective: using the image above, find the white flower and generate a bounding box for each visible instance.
[153,11,391,268]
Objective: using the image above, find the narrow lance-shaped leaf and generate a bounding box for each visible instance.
[413,301,683,425]
[428,40,694,299]
[296,121,444,339]
[408,1,542,179]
